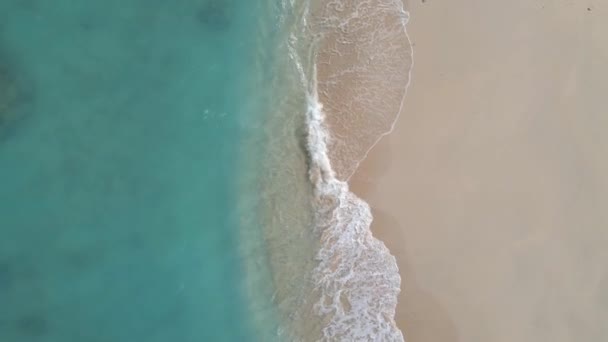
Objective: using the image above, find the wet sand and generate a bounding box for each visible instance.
[350,1,608,341]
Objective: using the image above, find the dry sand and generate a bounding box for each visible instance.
[350,1,608,341]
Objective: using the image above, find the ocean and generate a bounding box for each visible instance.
[0,0,412,341]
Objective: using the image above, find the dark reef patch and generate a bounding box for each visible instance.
[0,64,19,128]
[15,313,49,337]
[196,0,232,31]
[0,54,32,141]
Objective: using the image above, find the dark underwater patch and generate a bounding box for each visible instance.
[15,313,49,337]
[0,64,19,130]
[196,0,232,31]
[0,55,32,141]
[0,262,12,291]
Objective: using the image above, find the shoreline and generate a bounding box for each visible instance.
[351,1,608,340]
[310,0,414,340]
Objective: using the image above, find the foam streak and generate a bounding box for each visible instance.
[286,1,413,340]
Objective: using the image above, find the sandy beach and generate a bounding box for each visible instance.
[350,0,608,341]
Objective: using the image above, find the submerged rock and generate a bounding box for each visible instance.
[197,0,231,31]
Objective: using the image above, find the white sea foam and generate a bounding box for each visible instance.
[304,68,403,342]
[313,0,413,181]
[241,0,413,340]
[289,0,412,340]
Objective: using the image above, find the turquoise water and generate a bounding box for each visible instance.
[0,1,277,341]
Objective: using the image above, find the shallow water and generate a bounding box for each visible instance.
[0,0,414,340]
[0,1,276,341]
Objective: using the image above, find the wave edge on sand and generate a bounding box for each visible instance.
[294,0,414,339]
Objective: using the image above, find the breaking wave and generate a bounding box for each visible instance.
[239,0,413,340]
[289,1,413,339]
[305,74,405,341]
